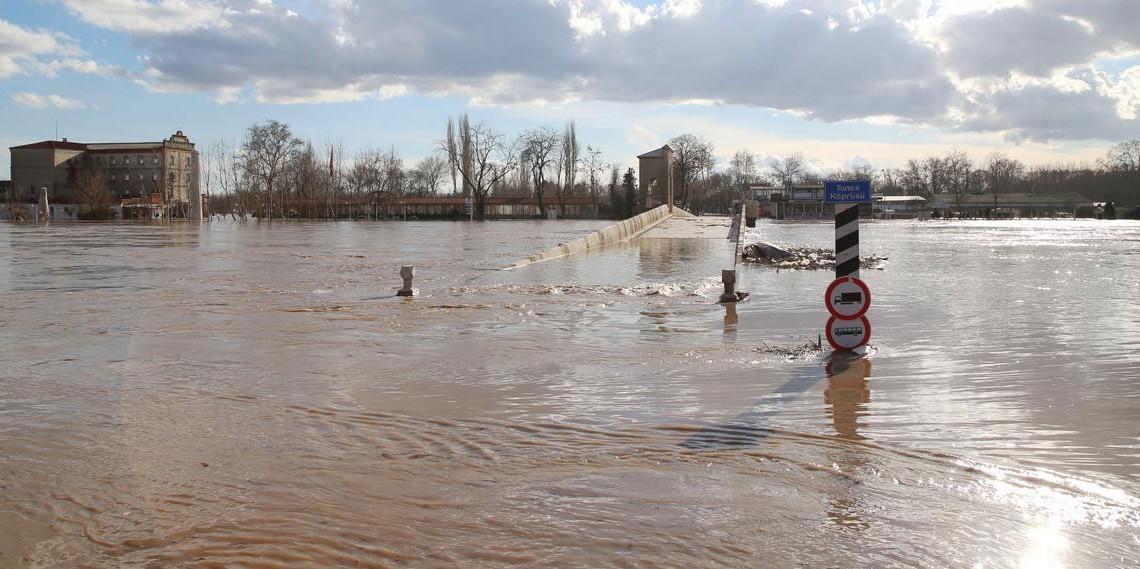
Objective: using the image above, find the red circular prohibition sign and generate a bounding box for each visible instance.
[824,276,872,320]
[826,315,872,351]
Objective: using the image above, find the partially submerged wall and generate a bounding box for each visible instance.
[506,205,680,269]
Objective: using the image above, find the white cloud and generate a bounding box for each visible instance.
[52,0,1140,142]
[58,0,227,34]
[0,18,79,78]
[10,92,90,109]
[0,18,118,79]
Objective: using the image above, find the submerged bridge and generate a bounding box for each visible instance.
[507,205,742,270]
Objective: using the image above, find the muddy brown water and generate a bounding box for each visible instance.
[1,219,1138,568]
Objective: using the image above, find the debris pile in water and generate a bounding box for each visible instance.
[753,341,825,359]
[742,243,887,271]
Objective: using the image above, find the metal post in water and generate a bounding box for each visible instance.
[719,269,737,303]
[397,266,415,297]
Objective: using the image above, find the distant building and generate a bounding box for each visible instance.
[748,183,870,219]
[8,131,200,219]
[637,145,676,210]
[928,192,1094,218]
[873,195,927,219]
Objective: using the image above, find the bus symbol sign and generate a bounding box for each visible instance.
[826,315,871,351]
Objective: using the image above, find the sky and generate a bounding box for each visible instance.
[2,0,1139,178]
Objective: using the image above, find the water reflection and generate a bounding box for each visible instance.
[682,352,872,450]
[1020,517,1070,569]
[824,354,872,441]
[823,353,873,531]
[722,302,738,335]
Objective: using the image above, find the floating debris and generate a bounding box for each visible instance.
[742,243,887,271]
[284,305,352,313]
[753,341,826,359]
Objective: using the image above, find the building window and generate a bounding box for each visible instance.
[152,174,158,181]
[152,156,158,165]
[124,174,130,182]
[170,156,175,166]
[125,158,131,166]
[186,156,191,166]
[110,175,116,182]
[110,157,117,165]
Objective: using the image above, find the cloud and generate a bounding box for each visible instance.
[956,66,1140,141]
[0,18,78,78]
[58,0,228,34]
[10,92,90,109]
[50,0,1140,142]
[941,7,1109,78]
[0,18,118,79]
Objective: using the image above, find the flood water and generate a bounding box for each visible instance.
[1,219,1138,568]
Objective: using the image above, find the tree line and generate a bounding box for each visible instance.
[201,117,1140,220]
[203,116,639,220]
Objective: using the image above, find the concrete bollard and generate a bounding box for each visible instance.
[397,266,415,297]
[719,269,737,303]
[38,187,50,223]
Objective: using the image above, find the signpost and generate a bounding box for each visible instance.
[825,276,871,320]
[826,315,871,351]
[823,180,873,352]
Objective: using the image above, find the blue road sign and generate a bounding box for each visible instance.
[824,180,872,203]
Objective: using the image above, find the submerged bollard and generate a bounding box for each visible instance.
[38,187,50,223]
[719,269,737,303]
[397,266,415,297]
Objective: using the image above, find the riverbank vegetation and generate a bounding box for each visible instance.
[201,118,1140,220]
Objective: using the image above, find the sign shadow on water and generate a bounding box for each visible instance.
[681,352,872,450]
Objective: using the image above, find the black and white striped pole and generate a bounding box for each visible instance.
[834,202,860,280]
[823,181,873,353]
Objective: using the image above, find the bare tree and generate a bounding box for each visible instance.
[730,149,756,188]
[411,154,448,195]
[520,126,558,215]
[559,120,580,218]
[1101,140,1140,172]
[241,120,301,221]
[944,149,973,212]
[584,145,604,218]
[441,115,519,220]
[349,147,403,218]
[985,152,1025,195]
[446,119,458,195]
[669,133,715,207]
[769,152,805,190]
[74,166,116,219]
[607,164,621,217]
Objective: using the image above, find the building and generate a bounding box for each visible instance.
[8,131,200,219]
[928,192,1094,218]
[637,145,675,210]
[747,183,873,219]
[873,195,927,219]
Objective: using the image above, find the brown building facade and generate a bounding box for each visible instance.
[8,131,199,213]
[637,145,676,210]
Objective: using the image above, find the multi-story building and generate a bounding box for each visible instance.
[747,183,873,219]
[8,131,199,218]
